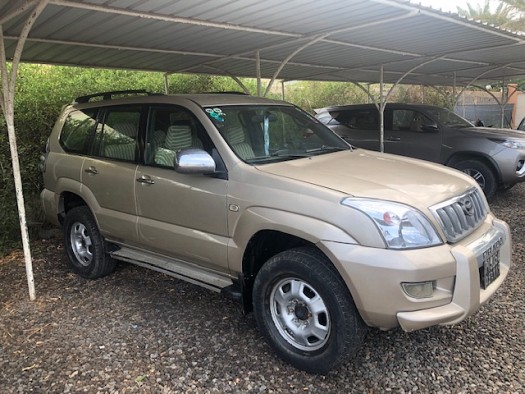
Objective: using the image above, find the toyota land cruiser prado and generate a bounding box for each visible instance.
[40,91,511,374]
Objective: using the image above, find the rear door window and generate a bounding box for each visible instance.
[93,106,142,162]
[59,109,97,154]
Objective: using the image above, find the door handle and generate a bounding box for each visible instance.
[386,137,401,141]
[136,175,155,185]
[84,166,98,175]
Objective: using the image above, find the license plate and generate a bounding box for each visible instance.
[479,237,503,289]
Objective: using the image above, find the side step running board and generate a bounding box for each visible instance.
[110,247,233,293]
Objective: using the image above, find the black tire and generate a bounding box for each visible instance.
[499,183,515,192]
[252,247,366,374]
[454,160,497,199]
[63,206,115,279]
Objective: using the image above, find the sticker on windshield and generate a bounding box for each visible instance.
[206,108,225,122]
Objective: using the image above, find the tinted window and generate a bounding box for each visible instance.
[146,106,208,167]
[59,109,97,154]
[425,107,472,128]
[392,110,433,132]
[93,107,141,162]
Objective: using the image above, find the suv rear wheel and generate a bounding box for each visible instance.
[454,159,497,198]
[64,206,115,279]
[252,247,366,374]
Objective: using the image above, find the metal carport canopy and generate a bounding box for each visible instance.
[2,0,525,89]
[2,0,525,301]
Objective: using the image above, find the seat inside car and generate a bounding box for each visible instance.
[227,126,255,160]
[154,123,194,166]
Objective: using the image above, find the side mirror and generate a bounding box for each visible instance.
[421,124,439,132]
[174,148,216,174]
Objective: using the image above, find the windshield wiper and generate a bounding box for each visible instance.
[270,149,310,158]
[306,146,348,154]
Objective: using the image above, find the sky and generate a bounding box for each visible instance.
[415,0,498,13]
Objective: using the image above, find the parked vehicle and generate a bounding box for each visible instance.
[315,103,525,198]
[40,91,511,374]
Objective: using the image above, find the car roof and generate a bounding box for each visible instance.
[318,103,443,113]
[70,92,290,110]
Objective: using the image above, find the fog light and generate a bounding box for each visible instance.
[517,160,524,175]
[401,281,434,299]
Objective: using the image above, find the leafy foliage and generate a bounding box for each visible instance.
[458,0,525,32]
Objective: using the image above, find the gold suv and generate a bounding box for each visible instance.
[40,91,511,374]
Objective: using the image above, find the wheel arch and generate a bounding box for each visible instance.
[446,152,502,184]
[237,230,313,314]
[233,208,358,314]
[58,191,90,224]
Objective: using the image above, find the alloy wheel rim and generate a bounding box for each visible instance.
[70,222,93,266]
[462,168,486,189]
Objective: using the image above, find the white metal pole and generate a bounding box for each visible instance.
[379,65,385,153]
[163,73,169,94]
[256,50,261,97]
[0,0,49,300]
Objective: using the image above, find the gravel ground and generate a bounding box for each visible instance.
[1,185,524,393]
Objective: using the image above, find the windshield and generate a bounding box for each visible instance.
[426,107,473,128]
[204,105,350,163]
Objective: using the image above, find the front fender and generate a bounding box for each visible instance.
[227,207,357,272]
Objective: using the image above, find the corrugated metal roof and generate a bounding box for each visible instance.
[2,0,525,87]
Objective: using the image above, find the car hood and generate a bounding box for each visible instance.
[256,149,477,209]
[459,126,525,140]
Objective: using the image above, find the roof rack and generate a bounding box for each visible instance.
[74,89,159,104]
[203,91,250,95]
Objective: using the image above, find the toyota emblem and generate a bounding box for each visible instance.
[459,197,474,216]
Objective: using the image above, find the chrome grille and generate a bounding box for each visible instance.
[430,188,488,243]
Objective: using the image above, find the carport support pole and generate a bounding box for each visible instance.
[0,83,35,300]
[163,73,169,94]
[0,0,49,301]
[256,50,261,97]
[501,78,506,128]
[379,65,385,153]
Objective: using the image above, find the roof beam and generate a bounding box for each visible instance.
[373,0,525,42]
[48,0,301,38]
[0,0,40,25]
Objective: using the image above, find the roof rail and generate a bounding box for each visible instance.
[203,91,250,95]
[74,89,158,104]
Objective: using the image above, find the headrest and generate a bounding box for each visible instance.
[165,125,192,150]
[228,126,246,145]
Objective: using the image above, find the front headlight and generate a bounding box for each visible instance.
[342,198,443,249]
[499,139,525,149]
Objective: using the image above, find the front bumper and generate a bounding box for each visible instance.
[319,217,511,331]
[494,148,525,185]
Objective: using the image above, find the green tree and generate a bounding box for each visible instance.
[457,0,524,32]
[500,0,525,31]
[457,1,515,26]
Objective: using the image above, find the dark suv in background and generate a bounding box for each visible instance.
[316,103,525,198]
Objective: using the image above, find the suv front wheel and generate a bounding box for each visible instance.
[252,247,366,374]
[63,206,115,279]
[454,159,497,198]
